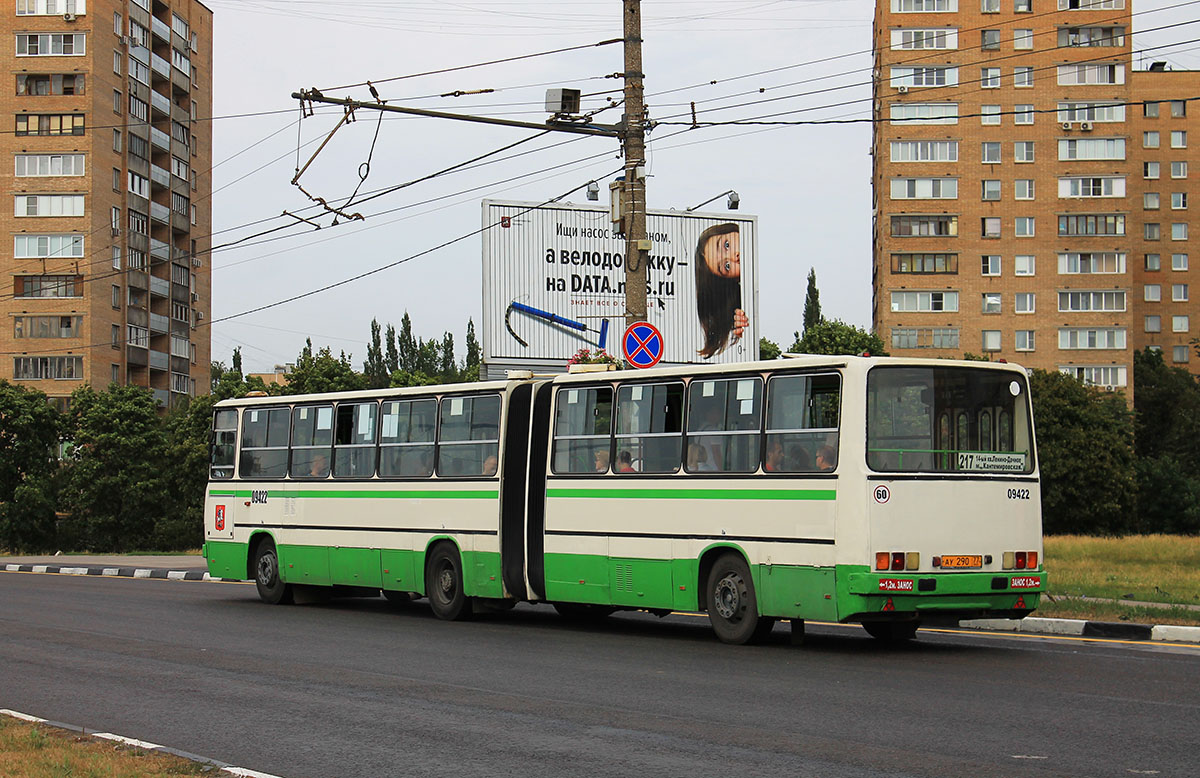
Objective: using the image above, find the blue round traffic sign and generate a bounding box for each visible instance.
[623,321,664,369]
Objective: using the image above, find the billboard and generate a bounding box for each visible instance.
[481,200,758,377]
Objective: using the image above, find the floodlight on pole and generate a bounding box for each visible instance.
[686,189,740,212]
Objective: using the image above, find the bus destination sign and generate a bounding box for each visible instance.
[957,452,1027,472]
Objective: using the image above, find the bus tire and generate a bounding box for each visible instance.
[705,553,773,645]
[863,620,919,642]
[553,603,616,621]
[426,544,473,621]
[253,538,293,605]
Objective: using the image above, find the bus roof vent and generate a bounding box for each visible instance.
[506,370,534,379]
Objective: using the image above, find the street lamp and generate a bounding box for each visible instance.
[686,189,739,212]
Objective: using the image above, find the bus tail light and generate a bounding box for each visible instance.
[891,552,905,571]
[1027,551,1038,568]
[1002,551,1039,570]
[875,552,890,570]
[1015,552,1027,569]
[905,552,920,570]
[876,551,920,571]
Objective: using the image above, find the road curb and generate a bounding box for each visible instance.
[0,709,283,778]
[2,563,234,582]
[960,616,1200,643]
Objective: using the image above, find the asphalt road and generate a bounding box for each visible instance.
[2,571,1198,778]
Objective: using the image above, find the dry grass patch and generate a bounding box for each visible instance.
[1045,535,1200,605]
[0,716,208,778]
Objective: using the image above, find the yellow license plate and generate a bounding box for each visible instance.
[941,555,983,568]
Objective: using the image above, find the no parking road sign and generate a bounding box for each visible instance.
[623,321,664,369]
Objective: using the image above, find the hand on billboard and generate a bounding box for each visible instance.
[730,308,748,342]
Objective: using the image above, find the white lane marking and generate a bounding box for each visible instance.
[167,571,187,580]
[133,569,151,578]
[1011,755,1049,759]
[94,732,163,750]
[1127,770,1160,775]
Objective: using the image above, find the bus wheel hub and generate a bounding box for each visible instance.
[715,575,744,620]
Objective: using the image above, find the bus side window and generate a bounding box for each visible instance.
[211,409,237,480]
[291,405,333,478]
[333,401,377,479]
[551,386,613,474]
[763,373,840,473]
[379,399,435,478]
[615,382,683,474]
[686,377,762,473]
[239,407,290,479]
[437,394,500,477]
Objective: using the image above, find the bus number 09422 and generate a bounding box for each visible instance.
[1007,488,1030,500]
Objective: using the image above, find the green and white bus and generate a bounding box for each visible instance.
[203,356,1045,644]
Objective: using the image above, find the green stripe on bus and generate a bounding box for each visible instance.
[208,489,498,500]
[546,487,836,501]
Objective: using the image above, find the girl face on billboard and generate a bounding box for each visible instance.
[703,230,740,278]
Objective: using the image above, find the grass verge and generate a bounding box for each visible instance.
[1034,596,1200,627]
[0,715,208,777]
[1045,534,1200,607]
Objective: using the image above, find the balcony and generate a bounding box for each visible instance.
[127,345,148,367]
[150,90,171,118]
[149,350,170,371]
[151,15,170,43]
[149,275,170,298]
[172,210,190,233]
[150,201,170,225]
[151,52,171,80]
[152,388,171,406]
[149,313,170,334]
[171,282,189,303]
[149,237,170,262]
[150,164,170,189]
[129,44,150,66]
[128,270,148,290]
[150,126,170,151]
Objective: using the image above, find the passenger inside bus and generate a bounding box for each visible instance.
[764,440,784,472]
[616,450,637,473]
[594,449,610,472]
[816,445,836,471]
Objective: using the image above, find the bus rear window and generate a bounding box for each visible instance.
[867,367,1034,474]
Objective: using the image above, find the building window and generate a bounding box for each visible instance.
[1015,330,1034,351]
[1015,217,1035,236]
[1170,161,1188,179]
[1173,346,1190,364]
[14,234,84,257]
[1015,0,1030,10]
[982,217,1001,238]
[16,34,86,57]
[981,67,1000,88]
[1171,193,1188,210]
[1145,284,1161,302]
[1059,138,1125,160]
[15,275,81,299]
[981,0,1000,10]
[15,114,85,137]
[1145,101,1160,118]
[1013,29,1033,48]
[1171,223,1189,241]
[14,154,85,177]
[17,74,85,96]
[128,172,149,198]
[891,253,958,273]
[1015,255,1035,275]
[981,29,1001,49]
[1014,141,1035,162]
[1061,176,1125,198]
[13,356,83,381]
[129,96,148,122]
[1172,253,1189,271]
[1144,131,1160,148]
[112,128,122,152]
[1013,66,1033,87]
[1058,328,1126,350]
[981,104,1001,125]
[982,330,1001,351]
[1145,161,1160,179]
[1058,102,1125,123]
[890,291,959,312]
[1015,292,1035,313]
[1145,223,1161,241]
[982,255,1001,276]
[1015,179,1035,200]
[891,327,960,349]
[1171,100,1187,118]
[982,142,1001,163]
[890,178,958,199]
[1145,253,1161,271]
[1058,290,1126,312]
[1058,214,1124,236]
[1145,192,1160,209]
[1173,284,1189,302]
[891,215,958,236]
[982,293,1002,313]
[13,315,82,340]
[1145,315,1161,332]
[1171,130,1187,148]
[1172,315,1190,333]
[890,140,958,161]
[1060,252,1126,274]
[112,284,120,308]
[889,103,959,124]
[15,195,85,218]
[1057,63,1123,85]
[1014,104,1034,124]
[982,180,1001,200]
[112,244,121,270]
[129,210,148,234]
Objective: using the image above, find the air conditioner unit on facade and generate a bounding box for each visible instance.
[1080,121,1094,131]
[110,226,121,237]
[63,12,76,22]
[195,311,204,320]
[191,257,201,267]
[1061,121,1074,131]
[118,35,128,45]
[897,85,910,93]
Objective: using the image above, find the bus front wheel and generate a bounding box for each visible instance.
[705,553,775,645]
[253,538,293,605]
[862,620,920,642]
[426,544,473,621]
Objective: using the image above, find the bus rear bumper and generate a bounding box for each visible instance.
[839,570,1045,622]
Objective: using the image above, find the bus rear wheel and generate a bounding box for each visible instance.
[426,544,473,621]
[253,538,293,605]
[705,553,775,645]
[863,620,920,642]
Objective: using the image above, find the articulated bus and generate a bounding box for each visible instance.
[202,356,1045,644]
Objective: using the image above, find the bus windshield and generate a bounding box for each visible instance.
[867,366,1035,474]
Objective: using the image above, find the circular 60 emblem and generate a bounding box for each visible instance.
[873,485,891,504]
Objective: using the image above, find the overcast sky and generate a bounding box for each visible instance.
[202,0,1198,373]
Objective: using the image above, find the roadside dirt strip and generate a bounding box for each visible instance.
[0,709,285,778]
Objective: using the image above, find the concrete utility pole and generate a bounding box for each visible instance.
[621,0,649,330]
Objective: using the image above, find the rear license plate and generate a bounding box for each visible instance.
[940,555,983,568]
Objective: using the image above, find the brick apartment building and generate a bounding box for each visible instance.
[2,0,212,410]
[872,0,1197,398]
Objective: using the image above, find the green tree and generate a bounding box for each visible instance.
[364,318,389,389]
[1028,369,1136,535]
[803,268,822,336]
[0,381,62,551]
[59,385,168,552]
[231,347,243,378]
[789,319,888,357]
[463,318,482,381]
[440,332,457,382]
[283,338,367,395]
[1132,349,1200,533]
[398,313,417,374]
[385,323,400,375]
[759,337,782,360]
[157,395,214,549]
